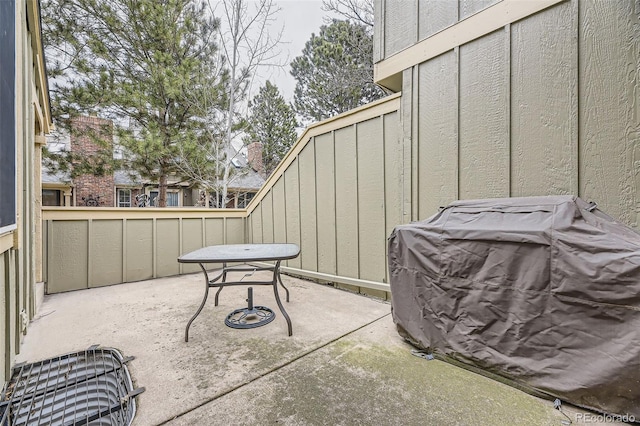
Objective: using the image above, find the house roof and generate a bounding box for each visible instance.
[225,145,265,191]
[113,170,141,187]
[227,167,265,191]
[41,165,70,184]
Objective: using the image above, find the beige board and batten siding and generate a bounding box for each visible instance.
[246,95,402,297]
[378,0,640,228]
[43,209,246,293]
[1,0,53,382]
[298,139,318,272]
[272,179,287,247]
[578,0,640,227]
[374,0,567,91]
[377,0,502,60]
[315,132,336,276]
[283,159,302,269]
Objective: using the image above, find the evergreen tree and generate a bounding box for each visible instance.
[290,19,385,123]
[41,0,226,206]
[244,81,297,176]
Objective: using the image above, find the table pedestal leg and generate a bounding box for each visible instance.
[185,263,211,342]
[277,273,290,303]
[214,262,228,306]
[272,261,292,336]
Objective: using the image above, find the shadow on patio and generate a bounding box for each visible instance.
[18,271,594,425]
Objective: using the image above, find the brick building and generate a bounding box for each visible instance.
[70,115,114,206]
[42,116,265,208]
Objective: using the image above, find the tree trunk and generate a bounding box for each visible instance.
[220,0,242,210]
[158,173,168,207]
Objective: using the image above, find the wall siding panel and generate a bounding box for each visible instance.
[272,179,287,243]
[418,51,459,218]
[384,0,417,57]
[314,132,337,275]
[89,220,123,287]
[48,221,88,292]
[401,68,416,223]
[261,191,274,244]
[205,218,224,246]
[335,126,359,279]
[511,1,577,198]
[181,219,203,274]
[579,0,640,227]
[357,119,387,283]
[384,112,402,238]
[204,218,224,270]
[459,0,500,20]
[373,0,384,62]
[459,29,509,199]
[225,218,245,245]
[155,219,179,277]
[298,141,318,272]
[127,219,154,281]
[284,159,301,268]
[419,0,458,41]
[5,250,16,377]
[251,205,263,244]
[0,253,7,383]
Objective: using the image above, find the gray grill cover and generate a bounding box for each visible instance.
[388,196,640,417]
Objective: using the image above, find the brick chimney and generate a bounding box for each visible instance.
[70,115,115,207]
[247,142,264,177]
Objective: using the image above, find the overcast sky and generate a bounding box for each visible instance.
[248,1,336,104]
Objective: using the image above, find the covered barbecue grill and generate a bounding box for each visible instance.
[388,196,640,417]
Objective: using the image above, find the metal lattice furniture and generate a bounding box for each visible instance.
[178,244,301,342]
[0,346,144,426]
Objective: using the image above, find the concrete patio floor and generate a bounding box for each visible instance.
[18,272,618,425]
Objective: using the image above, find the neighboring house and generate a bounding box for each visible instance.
[42,116,266,207]
[41,167,72,207]
[223,142,266,208]
[0,0,53,382]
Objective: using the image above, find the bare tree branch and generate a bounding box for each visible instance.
[322,0,374,29]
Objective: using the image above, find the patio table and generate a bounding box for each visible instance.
[178,243,301,342]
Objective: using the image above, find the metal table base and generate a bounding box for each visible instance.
[184,261,292,342]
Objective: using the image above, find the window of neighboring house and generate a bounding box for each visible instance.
[42,189,62,206]
[117,189,131,207]
[207,192,224,208]
[237,192,255,209]
[149,190,179,207]
[167,192,179,207]
[0,2,16,234]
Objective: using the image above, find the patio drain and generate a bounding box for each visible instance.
[0,345,144,426]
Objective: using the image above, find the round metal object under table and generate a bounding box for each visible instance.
[225,287,276,329]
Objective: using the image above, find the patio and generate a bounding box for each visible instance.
[17,271,603,425]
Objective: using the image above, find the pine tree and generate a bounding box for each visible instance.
[244,81,297,176]
[41,0,226,206]
[290,19,385,123]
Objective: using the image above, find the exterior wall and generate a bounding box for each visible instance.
[377,0,640,228]
[42,209,246,293]
[0,0,52,382]
[374,0,501,68]
[247,95,402,298]
[71,116,115,207]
